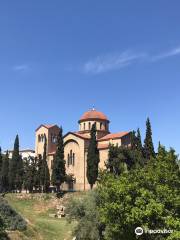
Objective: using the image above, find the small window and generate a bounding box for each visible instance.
[38,135,41,142]
[100,122,102,130]
[67,154,70,166]
[41,134,44,142]
[70,150,72,165]
[88,122,91,130]
[84,122,86,130]
[73,153,75,166]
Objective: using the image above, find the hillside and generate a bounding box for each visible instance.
[4,192,84,240]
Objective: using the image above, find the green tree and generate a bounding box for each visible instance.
[106,145,127,175]
[136,128,143,154]
[0,147,2,174]
[143,118,155,160]
[37,154,43,192]
[0,152,9,192]
[130,130,137,150]
[40,136,50,192]
[66,191,104,240]
[87,123,100,189]
[97,146,180,240]
[23,156,38,193]
[0,215,7,239]
[51,127,66,192]
[9,135,21,191]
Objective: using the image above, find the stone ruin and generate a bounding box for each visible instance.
[49,205,66,218]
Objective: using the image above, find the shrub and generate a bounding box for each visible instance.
[0,197,27,231]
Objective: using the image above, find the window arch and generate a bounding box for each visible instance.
[73,153,75,166]
[67,154,70,166]
[67,150,75,167]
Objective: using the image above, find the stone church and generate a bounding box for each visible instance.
[35,109,131,191]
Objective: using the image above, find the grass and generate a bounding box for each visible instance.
[5,193,78,240]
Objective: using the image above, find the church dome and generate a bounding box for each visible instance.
[79,108,109,122]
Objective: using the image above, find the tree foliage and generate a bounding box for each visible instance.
[66,191,103,240]
[8,135,23,192]
[23,156,39,193]
[40,136,50,192]
[97,146,180,240]
[51,127,66,192]
[143,118,156,160]
[87,123,100,189]
[0,152,9,192]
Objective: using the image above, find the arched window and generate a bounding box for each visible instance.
[41,134,44,142]
[67,154,70,166]
[88,122,91,130]
[38,135,41,142]
[84,122,86,130]
[70,150,73,165]
[100,122,102,130]
[72,153,75,166]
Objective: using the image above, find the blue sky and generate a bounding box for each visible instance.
[0,1,180,154]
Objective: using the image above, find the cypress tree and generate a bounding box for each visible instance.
[143,118,155,160]
[87,123,100,189]
[9,135,20,191]
[51,127,66,192]
[0,151,9,192]
[130,131,137,150]
[40,136,50,192]
[0,147,2,174]
[136,128,143,154]
[15,154,24,193]
[37,154,43,192]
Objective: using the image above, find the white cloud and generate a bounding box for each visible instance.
[151,46,180,61]
[13,64,29,71]
[83,51,146,74]
[82,45,180,74]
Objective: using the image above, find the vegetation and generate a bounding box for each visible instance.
[40,136,50,193]
[143,117,156,160]
[5,193,76,240]
[87,123,100,189]
[66,191,103,240]
[0,197,27,231]
[97,145,180,239]
[51,127,66,192]
[8,135,23,192]
[0,152,9,192]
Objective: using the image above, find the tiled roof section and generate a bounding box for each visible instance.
[73,132,90,139]
[44,124,55,129]
[98,132,129,141]
[97,143,109,150]
[35,124,59,132]
[79,109,109,121]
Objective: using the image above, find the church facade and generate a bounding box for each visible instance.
[35,109,131,191]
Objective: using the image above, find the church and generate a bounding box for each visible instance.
[35,109,131,191]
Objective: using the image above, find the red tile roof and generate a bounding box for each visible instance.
[97,143,109,149]
[35,124,60,132]
[73,132,90,139]
[98,132,129,141]
[63,132,90,140]
[79,109,109,122]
